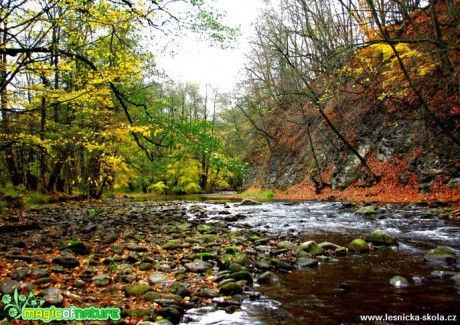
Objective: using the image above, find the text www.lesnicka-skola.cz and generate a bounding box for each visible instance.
[360,313,457,322]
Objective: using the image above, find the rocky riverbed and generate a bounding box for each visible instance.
[0,197,459,324]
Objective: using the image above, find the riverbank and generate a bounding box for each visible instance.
[1,197,459,324]
[0,198,303,324]
[244,181,460,209]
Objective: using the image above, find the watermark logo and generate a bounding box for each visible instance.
[1,289,44,318]
[2,289,121,322]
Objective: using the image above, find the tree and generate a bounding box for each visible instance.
[0,0,239,197]
[238,0,381,188]
[360,0,460,147]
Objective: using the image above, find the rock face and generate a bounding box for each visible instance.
[242,97,460,195]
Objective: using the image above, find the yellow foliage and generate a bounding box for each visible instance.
[363,41,439,100]
[166,159,202,194]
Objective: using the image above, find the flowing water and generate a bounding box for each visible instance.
[179,200,460,324]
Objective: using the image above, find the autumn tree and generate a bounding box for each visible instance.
[237,0,381,189]
[0,0,239,198]
[357,0,460,147]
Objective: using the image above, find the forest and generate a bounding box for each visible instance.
[1,0,459,204]
[1,1,460,324]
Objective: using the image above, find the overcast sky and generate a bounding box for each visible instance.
[154,0,266,93]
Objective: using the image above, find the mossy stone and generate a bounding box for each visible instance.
[219,282,243,295]
[348,239,370,253]
[356,206,377,215]
[224,271,253,285]
[58,240,89,255]
[124,285,152,296]
[232,254,251,267]
[365,229,397,246]
[121,309,153,318]
[162,240,180,250]
[424,246,457,263]
[240,199,261,206]
[144,291,162,302]
[298,241,324,256]
[195,252,214,261]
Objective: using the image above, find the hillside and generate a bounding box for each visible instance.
[243,1,460,204]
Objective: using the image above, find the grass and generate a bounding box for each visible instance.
[241,189,276,199]
[25,192,51,205]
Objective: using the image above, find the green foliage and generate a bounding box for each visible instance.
[224,159,249,191]
[0,185,23,198]
[104,191,115,199]
[166,159,202,194]
[198,252,214,261]
[148,181,169,195]
[108,259,118,273]
[0,186,25,208]
[14,185,27,194]
[0,0,241,199]
[192,8,240,48]
[25,192,50,205]
[225,246,240,255]
[88,208,107,217]
[183,182,202,194]
[242,190,276,199]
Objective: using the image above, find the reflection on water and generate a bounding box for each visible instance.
[181,200,460,324]
[183,299,283,325]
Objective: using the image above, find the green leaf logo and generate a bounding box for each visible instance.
[1,289,44,319]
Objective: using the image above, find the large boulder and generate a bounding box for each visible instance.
[365,229,398,246]
[295,257,319,269]
[297,241,324,256]
[348,239,370,253]
[240,199,261,206]
[224,271,253,285]
[219,282,243,295]
[423,246,457,264]
[277,241,297,251]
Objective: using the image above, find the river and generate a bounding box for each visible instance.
[178,199,460,324]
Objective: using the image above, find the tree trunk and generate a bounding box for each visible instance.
[46,158,65,193]
[1,21,21,187]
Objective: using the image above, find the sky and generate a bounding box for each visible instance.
[154,0,266,93]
